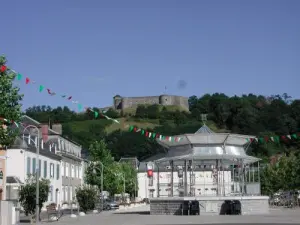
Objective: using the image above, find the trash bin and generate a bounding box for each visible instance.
[181,201,190,215]
[190,201,200,215]
[232,200,241,215]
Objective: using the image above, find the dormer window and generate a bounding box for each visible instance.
[41,139,44,149]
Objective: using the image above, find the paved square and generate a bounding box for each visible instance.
[20,206,300,225]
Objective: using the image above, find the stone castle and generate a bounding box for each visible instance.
[113,94,189,111]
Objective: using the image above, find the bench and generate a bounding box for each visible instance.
[46,204,62,221]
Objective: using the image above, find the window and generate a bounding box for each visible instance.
[190,187,195,196]
[41,139,44,149]
[71,165,74,177]
[70,187,73,201]
[56,164,60,180]
[149,190,154,198]
[74,165,77,178]
[50,163,54,178]
[39,160,42,177]
[167,173,171,183]
[62,186,65,201]
[27,157,31,175]
[191,174,196,185]
[148,177,153,186]
[61,162,65,176]
[44,161,47,178]
[32,158,36,175]
[66,163,69,177]
[79,166,82,179]
[50,185,53,201]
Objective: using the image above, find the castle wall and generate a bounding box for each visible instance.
[122,96,160,109]
[115,95,189,111]
[159,95,189,110]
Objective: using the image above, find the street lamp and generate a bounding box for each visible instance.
[22,125,40,224]
[91,161,104,211]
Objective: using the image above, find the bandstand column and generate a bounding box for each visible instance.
[170,160,174,197]
[216,159,219,196]
[184,160,188,196]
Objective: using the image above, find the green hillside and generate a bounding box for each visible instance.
[25,93,300,163]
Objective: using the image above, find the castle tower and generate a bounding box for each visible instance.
[113,95,122,110]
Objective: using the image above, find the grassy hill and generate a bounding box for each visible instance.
[64,117,161,134]
[63,116,223,136]
[122,105,189,116]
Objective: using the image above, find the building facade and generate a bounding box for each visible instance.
[6,115,87,206]
[137,163,232,199]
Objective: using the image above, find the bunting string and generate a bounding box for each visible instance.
[246,133,299,144]
[128,125,182,142]
[12,69,119,123]
[0,64,179,142]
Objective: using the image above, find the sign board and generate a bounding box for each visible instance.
[146,162,154,171]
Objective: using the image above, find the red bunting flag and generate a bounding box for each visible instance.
[67,96,72,100]
[25,77,30,84]
[0,65,7,72]
[47,89,52,94]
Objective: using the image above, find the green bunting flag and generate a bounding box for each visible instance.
[128,125,180,142]
[39,85,44,92]
[94,111,99,118]
[247,132,300,144]
[17,73,22,80]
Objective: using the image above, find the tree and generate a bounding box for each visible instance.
[120,162,138,196]
[75,186,98,213]
[19,176,50,220]
[0,56,23,147]
[84,140,123,195]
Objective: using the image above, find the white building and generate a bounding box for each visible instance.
[7,146,62,205]
[137,163,232,199]
[6,115,87,206]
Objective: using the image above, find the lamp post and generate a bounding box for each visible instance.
[92,161,104,211]
[23,125,40,224]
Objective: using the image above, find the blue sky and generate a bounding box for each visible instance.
[1,0,300,111]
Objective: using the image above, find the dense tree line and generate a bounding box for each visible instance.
[24,93,300,161]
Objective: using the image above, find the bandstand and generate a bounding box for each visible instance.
[148,125,269,215]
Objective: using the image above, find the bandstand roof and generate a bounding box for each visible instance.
[154,124,259,164]
[156,124,255,149]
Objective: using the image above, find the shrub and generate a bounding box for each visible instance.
[19,175,50,219]
[75,186,97,213]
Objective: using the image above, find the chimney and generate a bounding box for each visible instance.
[40,125,49,142]
[52,124,62,135]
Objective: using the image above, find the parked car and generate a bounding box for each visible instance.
[103,200,119,210]
[142,198,150,204]
[279,191,299,207]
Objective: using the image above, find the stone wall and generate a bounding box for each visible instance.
[150,196,269,215]
[113,95,189,111]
